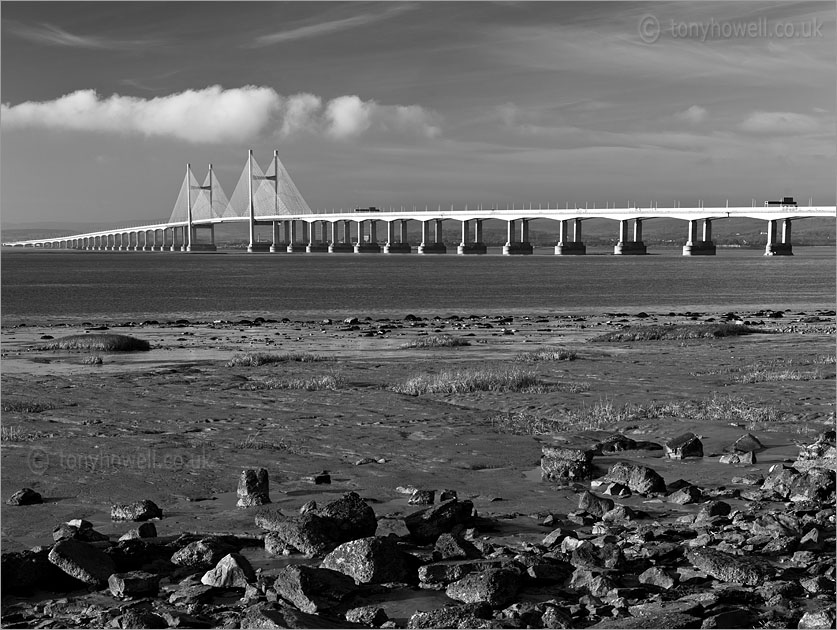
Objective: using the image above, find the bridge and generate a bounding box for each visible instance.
[4,150,835,256]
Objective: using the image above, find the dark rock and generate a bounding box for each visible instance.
[789,467,835,502]
[445,568,521,607]
[732,433,764,453]
[6,488,43,506]
[273,565,356,613]
[108,571,160,598]
[321,536,409,584]
[541,446,594,481]
[409,490,436,505]
[407,602,494,629]
[696,500,732,522]
[685,548,769,586]
[53,519,110,543]
[419,559,510,587]
[119,522,157,540]
[602,504,643,523]
[111,499,163,521]
[433,533,482,561]
[665,433,704,459]
[237,468,271,507]
[719,452,756,465]
[345,606,388,627]
[48,539,116,586]
[405,499,475,544]
[568,568,617,597]
[200,552,256,588]
[316,491,378,542]
[263,513,339,557]
[601,462,666,495]
[116,607,168,629]
[667,485,702,505]
[594,435,638,454]
[171,537,236,568]
[797,609,836,628]
[1,547,86,594]
[168,582,214,606]
[578,491,615,518]
[242,602,362,628]
[638,566,676,589]
[586,612,702,628]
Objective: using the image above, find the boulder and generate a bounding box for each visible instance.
[2,548,85,594]
[110,499,162,522]
[53,520,109,543]
[419,559,510,587]
[797,610,836,629]
[577,491,614,518]
[594,434,638,454]
[200,552,256,588]
[108,571,160,598]
[6,488,43,506]
[262,513,339,557]
[409,490,436,505]
[667,485,702,505]
[168,582,214,607]
[407,603,494,629]
[433,533,482,561]
[321,536,409,584]
[732,433,764,453]
[404,499,474,544]
[345,606,388,627]
[788,467,835,503]
[541,446,594,481]
[241,603,359,629]
[601,462,666,495]
[237,468,271,507]
[316,491,377,542]
[665,433,704,459]
[685,548,769,586]
[273,565,356,613]
[170,537,236,568]
[48,539,116,586]
[638,566,676,589]
[115,607,168,629]
[118,522,157,541]
[445,568,521,607]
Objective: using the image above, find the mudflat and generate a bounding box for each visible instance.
[1,306,834,628]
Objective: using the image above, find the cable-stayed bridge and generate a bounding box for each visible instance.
[4,150,835,256]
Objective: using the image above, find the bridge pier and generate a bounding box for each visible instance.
[555,219,586,255]
[503,219,533,255]
[307,220,329,252]
[764,218,793,255]
[457,219,487,254]
[329,220,354,252]
[614,219,647,255]
[682,219,716,255]
[355,219,381,253]
[418,219,446,254]
[384,219,411,253]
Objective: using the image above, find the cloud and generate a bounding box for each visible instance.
[674,105,707,125]
[251,4,414,47]
[8,21,159,50]
[739,111,821,134]
[1,86,441,144]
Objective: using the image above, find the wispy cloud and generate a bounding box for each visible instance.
[7,21,160,50]
[674,105,708,125]
[739,111,823,135]
[1,85,441,144]
[250,3,415,47]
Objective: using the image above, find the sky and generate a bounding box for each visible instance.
[1,1,835,226]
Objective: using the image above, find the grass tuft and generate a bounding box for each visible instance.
[2,400,60,413]
[38,334,150,352]
[591,323,760,342]
[240,373,345,391]
[401,335,471,349]
[735,368,827,383]
[81,355,104,365]
[391,367,549,395]
[226,352,331,367]
[515,347,578,362]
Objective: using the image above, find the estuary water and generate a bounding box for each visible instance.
[1,247,834,324]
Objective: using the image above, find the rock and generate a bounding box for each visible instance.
[601,482,631,498]
[797,609,836,629]
[594,434,638,453]
[317,492,378,542]
[433,533,482,561]
[541,446,594,481]
[602,505,642,523]
[273,565,356,613]
[407,603,494,629]
[795,436,837,471]
[241,603,356,629]
[568,568,617,597]
[419,559,509,587]
[732,433,764,453]
[578,491,614,518]
[200,552,256,588]
[237,468,271,507]
[171,537,236,568]
[696,500,731,521]
[263,513,339,557]
[719,452,756,465]
[168,582,214,606]
[665,433,704,459]
[685,548,769,586]
[53,520,109,543]
[48,539,116,586]
[788,468,835,503]
[1,548,85,594]
[345,606,388,627]
[321,536,409,584]
[108,571,160,598]
[409,490,436,505]
[667,485,702,504]
[110,499,163,521]
[119,522,157,541]
[586,612,702,628]
[601,462,666,495]
[445,568,521,607]
[638,566,676,589]
[115,607,168,629]
[404,499,475,544]
[6,488,43,506]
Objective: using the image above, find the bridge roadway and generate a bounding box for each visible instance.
[5,205,835,256]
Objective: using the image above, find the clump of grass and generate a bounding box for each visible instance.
[1,400,59,413]
[236,434,297,451]
[391,367,549,395]
[81,355,104,365]
[38,334,150,352]
[401,334,471,349]
[735,368,826,383]
[515,347,577,362]
[240,373,345,391]
[226,352,331,367]
[591,323,760,342]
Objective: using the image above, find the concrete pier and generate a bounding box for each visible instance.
[457,219,487,254]
[354,219,381,253]
[764,218,793,255]
[503,219,533,255]
[384,220,411,253]
[418,219,446,254]
[682,219,716,255]
[555,219,586,255]
[614,218,647,255]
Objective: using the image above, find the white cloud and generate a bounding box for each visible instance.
[7,21,160,50]
[739,111,821,134]
[1,86,441,144]
[674,105,707,125]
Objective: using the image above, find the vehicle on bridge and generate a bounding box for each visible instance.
[764,197,797,207]
[354,207,380,212]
